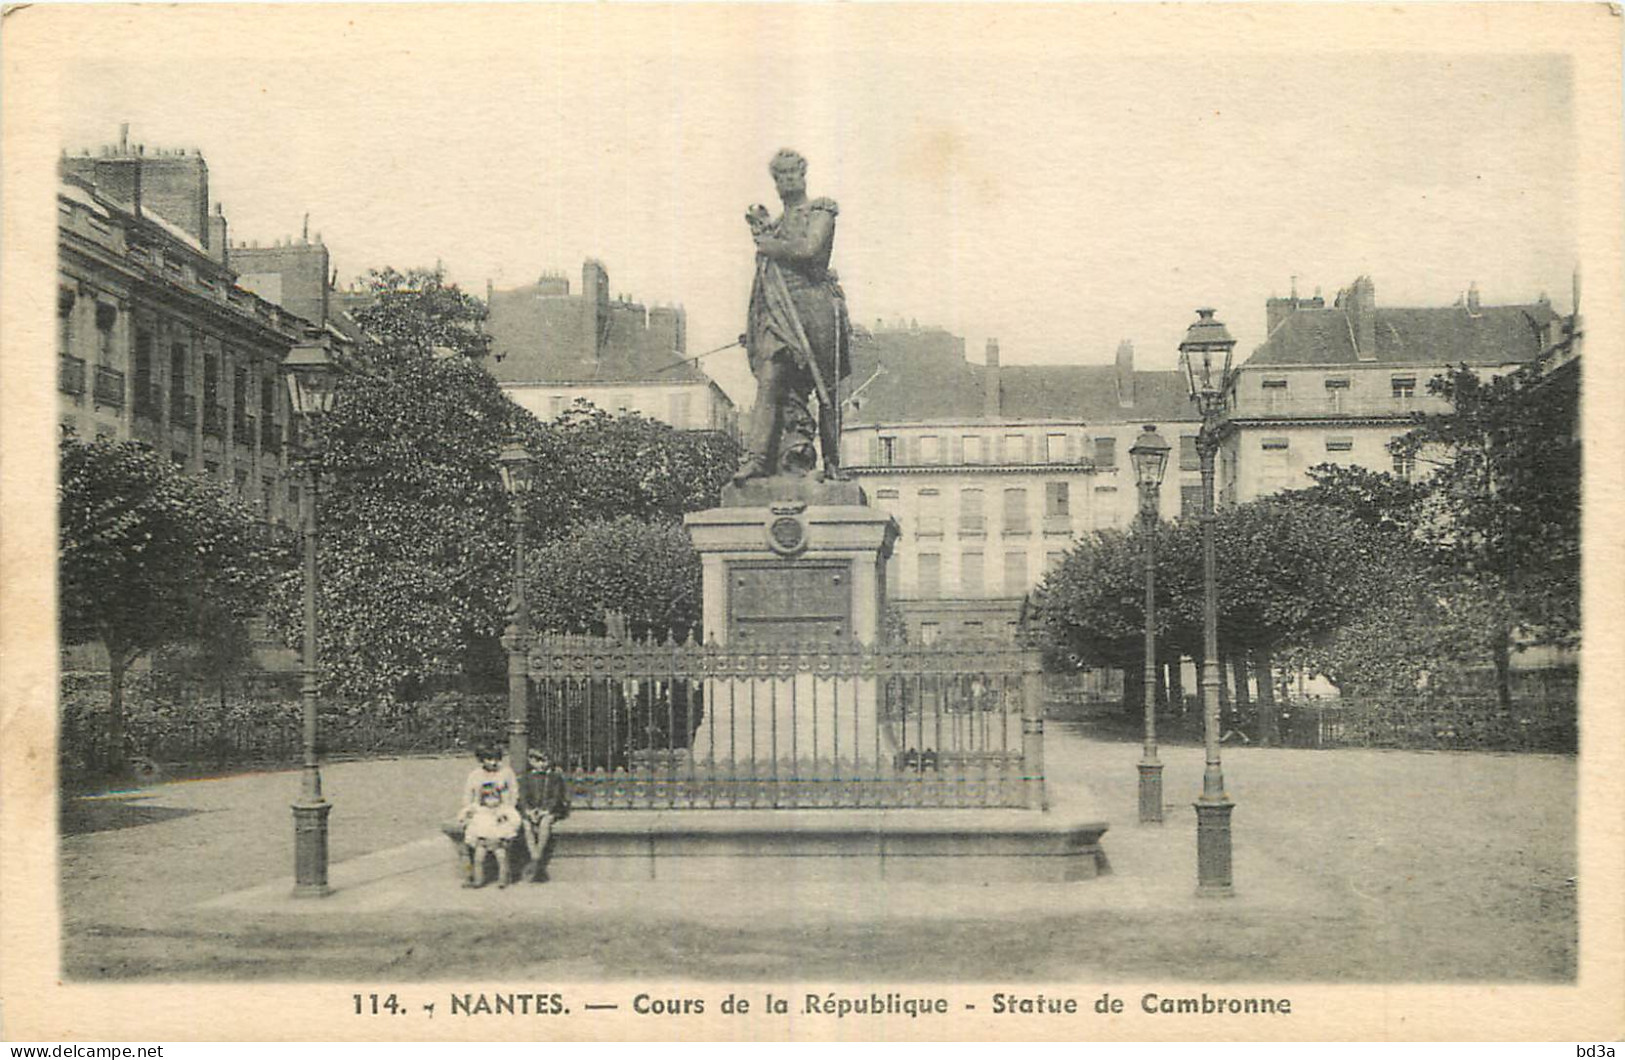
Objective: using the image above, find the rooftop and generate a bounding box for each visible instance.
[1246,299,1558,369]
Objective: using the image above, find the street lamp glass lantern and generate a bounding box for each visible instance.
[497,443,535,496]
[1129,424,1171,489]
[1178,308,1236,401]
[282,344,339,418]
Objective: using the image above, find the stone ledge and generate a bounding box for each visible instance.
[496,809,1111,883]
[720,474,867,508]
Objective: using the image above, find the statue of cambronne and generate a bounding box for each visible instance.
[732,149,852,485]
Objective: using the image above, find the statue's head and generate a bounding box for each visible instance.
[769,149,807,199]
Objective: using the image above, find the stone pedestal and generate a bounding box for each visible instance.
[684,477,899,779]
[687,476,897,646]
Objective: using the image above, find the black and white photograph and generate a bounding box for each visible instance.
[1,2,1620,1044]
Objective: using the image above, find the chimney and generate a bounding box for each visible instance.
[1346,275,1377,361]
[984,338,1001,420]
[1115,340,1135,408]
[1466,281,1481,313]
[209,203,228,267]
[581,259,608,359]
[139,149,211,246]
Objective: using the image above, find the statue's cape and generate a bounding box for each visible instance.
[748,258,851,402]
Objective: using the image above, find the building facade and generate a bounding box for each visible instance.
[1221,276,1562,505]
[57,138,328,530]
[840,322,1202,640]
[485,260,737,435]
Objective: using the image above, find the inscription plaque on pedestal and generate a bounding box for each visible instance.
[728,561,852,643]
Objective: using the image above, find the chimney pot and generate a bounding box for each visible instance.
[983,339,1001,420]
[1467,281,1481,312]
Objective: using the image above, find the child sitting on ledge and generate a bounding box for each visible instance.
[457,743,519,888]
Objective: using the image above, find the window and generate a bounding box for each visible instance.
[58,290,74,355]
[549,395,566,418]
[1002,551,1028,595]
[1045,550,1066,572]
[171,451,187,467]
[1392,376,1416,402]
[1045,433,1068,463]
[879,436,898,465]
[203,355,219,406]
[1392,445,1415,481]
[920,435,942,464]
[1045,482,1070,518]
[1093,436,1116,468]
[133,328,154,414]
[917,554,942,598]
[1325,377,1350,413]
[959,488,985,534]
[1179,435,1199,471]
[668,392,691,428]
[1003,488,1029,534]
[260,372,275,423]
[962,435,983,464]
[234,467,249,493]
[170,344,190,422]
[232,365,248,420]
[1181,484,1203,518]
[95,304,117,367]
[1262,377,1288,412]
[920,621,942,645]
[1325,436,1354,453]
[917,489,943,537]
[1261,438,1292,489]
[874,487,900,504]
[1003,433,1028,464]
[960,551,984,597]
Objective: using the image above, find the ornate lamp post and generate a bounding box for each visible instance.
[282,343,340,898]
[1179,308,1236,895]
[1129,424,1171,825]
[497,442,535,769]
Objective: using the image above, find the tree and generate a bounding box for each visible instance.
[267,267,743,700]
[527,402,739,541]
[1033,523,1191,714]
[1035,498,1392,735]
[266,271,530,700]
[526,517,703,641]
[349,266,492,360]
[58,436,280,771]
[1391,360,1580,709]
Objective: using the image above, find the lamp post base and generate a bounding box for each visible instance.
[1137,760,1164,824]
[1194,796,1234,895]
[292,799,334,898]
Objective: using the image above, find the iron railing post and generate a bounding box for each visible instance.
[1021,668,1047,811]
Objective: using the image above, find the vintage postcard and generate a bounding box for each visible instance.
[2,2,1621,1044]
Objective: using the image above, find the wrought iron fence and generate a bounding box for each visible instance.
[524,632,1046,810]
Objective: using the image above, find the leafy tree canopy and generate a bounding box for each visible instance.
[59,435,281,765]
[268,267,742,699]
[526,516,702,641]
[1391,361,1580,649]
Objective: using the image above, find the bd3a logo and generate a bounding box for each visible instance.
[1576,1047,1616,1057]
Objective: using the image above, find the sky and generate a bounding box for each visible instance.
[46,7,1578,408]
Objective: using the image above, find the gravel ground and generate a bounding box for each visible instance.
[58,726,1576,982]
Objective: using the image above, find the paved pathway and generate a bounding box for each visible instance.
[59,725,1577,981]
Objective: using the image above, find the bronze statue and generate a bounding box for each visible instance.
[732,149,852,485]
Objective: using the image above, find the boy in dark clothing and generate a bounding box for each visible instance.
[519,747,569,883]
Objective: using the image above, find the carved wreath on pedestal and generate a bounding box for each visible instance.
[764,501,809,556]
